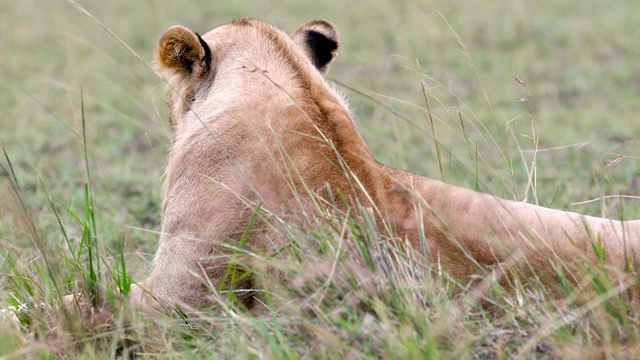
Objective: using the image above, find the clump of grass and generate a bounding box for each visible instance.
[0,96,142,357]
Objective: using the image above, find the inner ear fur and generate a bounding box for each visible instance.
[291,20,339,74]
[158,25,211,75]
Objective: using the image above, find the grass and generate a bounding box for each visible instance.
[1,0,639,358]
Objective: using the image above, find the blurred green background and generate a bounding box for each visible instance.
[1,0,639,258]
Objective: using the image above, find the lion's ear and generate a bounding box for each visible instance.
[291,20,339,75]
[158,25,211,75]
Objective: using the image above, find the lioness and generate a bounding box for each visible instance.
[130,18,640,312]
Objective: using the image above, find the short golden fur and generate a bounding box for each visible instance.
[130,19,640,312]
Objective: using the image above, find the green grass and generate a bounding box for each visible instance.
[1,0,639,358]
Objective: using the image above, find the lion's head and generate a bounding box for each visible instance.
[158,19,340,131]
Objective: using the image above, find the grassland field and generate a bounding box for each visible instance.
[0,0,639,358]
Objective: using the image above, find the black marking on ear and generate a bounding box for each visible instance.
[196,33,212,72]
[304,29,338,69]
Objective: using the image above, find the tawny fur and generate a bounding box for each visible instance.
[129,19,640,312]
